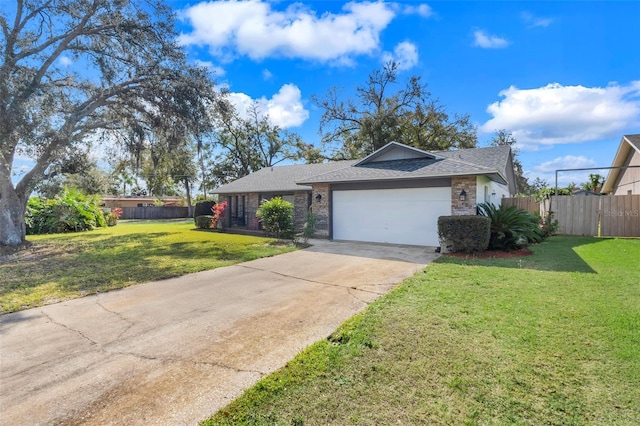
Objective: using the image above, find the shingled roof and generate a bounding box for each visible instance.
[602,134,640,194]
[298,145,512,186]
[214,143,513,194]
[214,160,355,194]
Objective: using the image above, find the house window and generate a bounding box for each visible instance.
[229,195,246,226]
[629,190,633,195]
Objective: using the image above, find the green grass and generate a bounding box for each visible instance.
[204,236,640,425]
[0,220,296,314]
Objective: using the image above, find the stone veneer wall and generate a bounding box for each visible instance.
[310,183,330,237]
[451,176,477,215]
[293,191,310,231]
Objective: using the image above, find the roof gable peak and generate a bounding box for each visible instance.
[354,142,438,166]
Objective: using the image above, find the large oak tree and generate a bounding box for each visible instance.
[206,99,313,188]
[313,61,477,160]
[0,0,216,246]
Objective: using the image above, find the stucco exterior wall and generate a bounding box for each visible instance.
[310,184,331,237]
[102,197,181,208]
[451,176,477,215]
[614,149,640,195]
[476,176,510,207]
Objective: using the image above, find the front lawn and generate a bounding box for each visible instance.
[204,236,640,425]
[0,220,296,314]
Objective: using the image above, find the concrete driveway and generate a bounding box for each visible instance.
[0,240,437,425]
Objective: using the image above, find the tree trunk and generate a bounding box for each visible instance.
[184,179,193,217]
[0,183,27,246]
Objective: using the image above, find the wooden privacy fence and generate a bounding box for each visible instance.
[120,206,189,220]
[499,196,540,215]
[502,195,640,237]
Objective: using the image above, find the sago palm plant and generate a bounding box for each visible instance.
[477,202,542,251]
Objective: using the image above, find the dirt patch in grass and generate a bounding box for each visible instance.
[445,248,532,259]
[0,243,72,265]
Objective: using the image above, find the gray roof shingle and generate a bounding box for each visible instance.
[624,134,640,150]
[214,160,355,194]
[298,146,511,185]
[213,145,513,194]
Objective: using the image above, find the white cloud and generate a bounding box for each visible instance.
[58,55,73,67]
[403,4,433,18]
[262,69,273,80]
[529,155,605,187]
[382,41,418,70]
[481,81,640,150]
[194,59,226,77]
[227,84,309,128]
[521,11,553,28]
[178,0,396,64]
[473,30,510,49]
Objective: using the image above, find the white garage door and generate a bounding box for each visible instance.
[333,187,451,246]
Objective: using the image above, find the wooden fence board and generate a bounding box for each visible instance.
[601,194,640,237]
[120,207,189,220]
[502,195,639,237]
[500,197,540,215]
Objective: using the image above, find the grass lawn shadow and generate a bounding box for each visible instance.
[1,221,294,313]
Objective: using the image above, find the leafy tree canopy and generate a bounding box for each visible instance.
[0,0,217,246]
[205,99,314,188]
[312,61,477,159]
[489,129,532,195]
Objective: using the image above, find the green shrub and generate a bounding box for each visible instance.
[256,197,294,240]
[437,215,491,253]
[195,215,214,229]
[194,201,216,224]
[478,202,541,251]
[26,188,106,235]
[301,208,316,243]
[534,211,559,239]
[105,213,118,226]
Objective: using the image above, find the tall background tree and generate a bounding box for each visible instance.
[489,129,532,195]
[312,61,477,159]
[207,99,312,187]
[0,0,217,246]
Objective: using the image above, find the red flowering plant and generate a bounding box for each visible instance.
[211,201,228,228]
[111,207,123,219]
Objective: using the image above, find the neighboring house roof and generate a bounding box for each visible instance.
[102,196,182,202]
[572,190,602,196]
[213,142,514,194]
[214,160,356,194]
[298,145,512,186]
[602,134,640,194]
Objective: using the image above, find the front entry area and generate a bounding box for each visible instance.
[332,187,451,246]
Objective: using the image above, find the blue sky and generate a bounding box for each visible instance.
[174,0,640,188]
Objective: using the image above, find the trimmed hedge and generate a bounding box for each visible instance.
[194,201,216,224]
[437,215,491,253]
[195,215,214,229]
